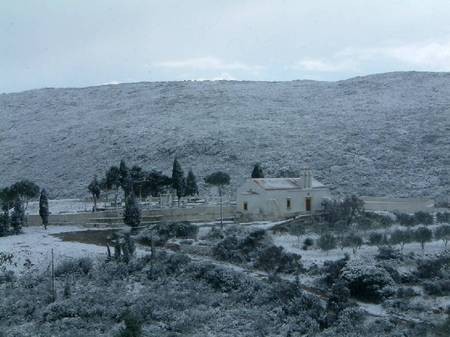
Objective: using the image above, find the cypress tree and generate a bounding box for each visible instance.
[171,158,185,205]
[251,163,264,178]
[88,176,101,212]
[123,192,141,230]
[10,198,25,234]
[39,189,49,230]
[185,170,199,196]
[119,160,131,197]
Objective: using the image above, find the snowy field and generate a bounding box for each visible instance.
[272,232,448,268]
[0,225,109,275]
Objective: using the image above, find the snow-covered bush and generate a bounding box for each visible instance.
[55,257,93,277]
[254,245,301,274]
[321,255,350,286]
[396,286,418,298]
[375,246,401,260]
[340,260,395,303]
[423,280,450,296]
[415,254,450,279]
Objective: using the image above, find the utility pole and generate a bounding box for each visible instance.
[219,187,223,229]
[51,249,56,302]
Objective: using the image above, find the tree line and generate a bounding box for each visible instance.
[88,158,202,211]
[88,158,231,229]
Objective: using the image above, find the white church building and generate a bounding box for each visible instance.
[236,169,331,220]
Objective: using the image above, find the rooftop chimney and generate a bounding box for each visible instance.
[302,168,312,189]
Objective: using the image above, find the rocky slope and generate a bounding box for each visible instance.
[0,71,449,198]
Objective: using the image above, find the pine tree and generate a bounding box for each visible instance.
[185,170,199,196]
[39,189,49,230]
[10,198,25,234]
[251,163,264,178]
[171,158,185,205]
[123,192,141,230]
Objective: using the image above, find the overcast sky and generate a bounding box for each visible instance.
[1,0,450,93]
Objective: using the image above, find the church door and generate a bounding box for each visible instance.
[305,197,312,212]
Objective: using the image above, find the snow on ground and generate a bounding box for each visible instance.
[272,232,448,267]
[27,199,97,215]
[0,226,108,275]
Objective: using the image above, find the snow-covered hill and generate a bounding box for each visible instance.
[0,71,449,198]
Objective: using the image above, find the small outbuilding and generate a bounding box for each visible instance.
[236,169,331,220]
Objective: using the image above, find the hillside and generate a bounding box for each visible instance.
[0,71,449,199]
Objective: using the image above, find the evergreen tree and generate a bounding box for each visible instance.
[318,233,337,255]
[251,163,264,178]
[39,189,49,230]
[10,198,25,234]
[88,176,101,212]
[185,169,199,196]
[123,192,141,230]
[130,165,145,199]
[119,160,131,197]
[171,158,185,205]
[105,166,121,207]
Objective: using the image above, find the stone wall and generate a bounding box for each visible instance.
[26,205,236,227]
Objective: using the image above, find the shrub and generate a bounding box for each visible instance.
[168,221,199,239]
[317,233,337,254]
[55,257,93,277]
[375,246,401,260]
[341,233,363,254]
[340,261,395,303]
[303,237,314,250]
[322,255,350,286]
[254,245,301,274]
[423,280,450,296]
[437,212,450,224]
[116,312,142,337]
[212,235,244,264]
[396,287,417,298]
[395,212,415,226]
[416,255,450,279]
[369,232,384,246]
[414,211,433,225]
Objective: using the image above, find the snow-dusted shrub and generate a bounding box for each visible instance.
[55,257,93,277]
[322,255,350,286]
[135,228,167,247]
[375,246,401,260]
[0,270,16,283]
[416,254,450,279]
[396,286,418,298]
[368,232,384,246]
[303,237,314,250]
[92,261,130,285]
[212,235,244,263]
[254,244,301,274]
[212,229,275,269]
[167,221,198,239]
[424,280,450,296]
[324,280,353,327]
[340,260,395,302]
[205,226,224,240]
